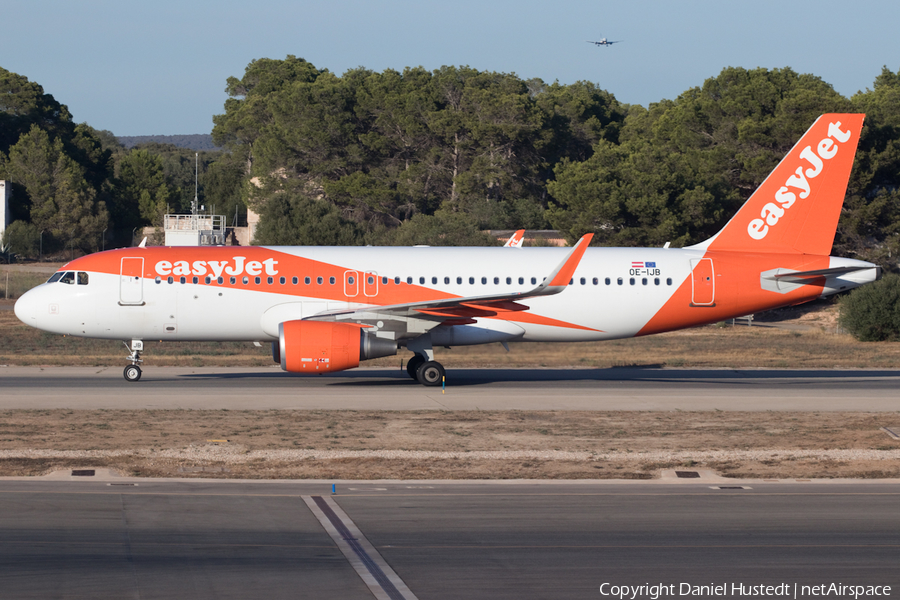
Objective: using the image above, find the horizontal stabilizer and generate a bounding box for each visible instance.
[769,265,877,281]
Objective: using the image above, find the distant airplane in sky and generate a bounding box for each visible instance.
[587,37,622,47]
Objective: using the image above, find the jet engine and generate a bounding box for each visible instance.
[276,320,396,373]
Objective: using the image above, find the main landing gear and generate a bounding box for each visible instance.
[123,340,143,382]
[406,354,445,386]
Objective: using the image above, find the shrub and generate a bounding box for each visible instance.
[839,274,900,341]
[2,220,42,259]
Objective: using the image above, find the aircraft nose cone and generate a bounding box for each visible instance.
[14,288,38,325]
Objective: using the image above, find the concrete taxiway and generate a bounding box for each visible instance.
[1,366,899,410]
[0,476,897,600]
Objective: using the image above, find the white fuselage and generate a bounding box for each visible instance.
[14,245,878,347]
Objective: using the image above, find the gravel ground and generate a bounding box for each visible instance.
[1,410,898,480]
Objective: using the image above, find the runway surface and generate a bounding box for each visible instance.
[0,477,897,600]
[1,366,899,410]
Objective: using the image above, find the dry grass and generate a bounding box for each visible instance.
[0,270,49,301]
[0,410,897,480]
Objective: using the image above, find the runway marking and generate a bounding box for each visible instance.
[378,544,900,549]
[3,489,900,498]
[3,539,898,550]
[303,495,418,600]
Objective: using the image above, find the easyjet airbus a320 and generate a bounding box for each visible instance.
[15,114,880,385]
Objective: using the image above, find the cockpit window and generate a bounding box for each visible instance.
[47,272,63,283]
[59,271,75,285]
[77,272,89,285]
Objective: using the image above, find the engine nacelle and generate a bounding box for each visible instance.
[278,320,396,373]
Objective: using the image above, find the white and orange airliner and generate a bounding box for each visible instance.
[14,114,880,385]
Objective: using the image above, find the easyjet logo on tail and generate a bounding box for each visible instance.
[747,121,853,241]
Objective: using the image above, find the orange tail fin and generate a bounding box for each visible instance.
[695,114,864,255]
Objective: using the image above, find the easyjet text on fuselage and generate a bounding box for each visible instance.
[154,257,279,278]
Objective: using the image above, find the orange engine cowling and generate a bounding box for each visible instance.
[278,320,396,374]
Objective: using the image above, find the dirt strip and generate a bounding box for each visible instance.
[1,410,898,480]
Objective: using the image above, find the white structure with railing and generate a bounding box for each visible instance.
[164,214,226,246]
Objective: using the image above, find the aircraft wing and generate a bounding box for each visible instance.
[309,234,593,334]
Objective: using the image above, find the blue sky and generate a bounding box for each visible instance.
[3,0,898,136]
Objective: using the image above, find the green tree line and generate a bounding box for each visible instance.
[2,59,899,273]
[212,56,624,246]
[0,66,244,257]
[213,57,900,268]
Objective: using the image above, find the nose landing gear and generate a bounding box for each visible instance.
[123,340,143,382]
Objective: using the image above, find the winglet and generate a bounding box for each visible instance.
[534,233,593,294]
